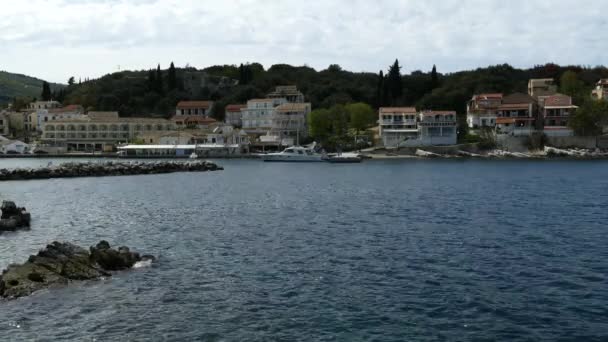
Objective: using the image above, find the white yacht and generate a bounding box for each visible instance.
[262,146,325,162]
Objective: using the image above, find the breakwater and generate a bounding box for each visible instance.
[0,160,222,181]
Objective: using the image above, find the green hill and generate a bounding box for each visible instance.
[0,71,64,104]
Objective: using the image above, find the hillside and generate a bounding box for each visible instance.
[0,71,64,104]
[58,62,608,120]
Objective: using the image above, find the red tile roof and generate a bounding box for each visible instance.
[176,101,213,109]
[225,104,246,112]
[473,93,503,100]
[498,104,530,110]
[379,107,417,114]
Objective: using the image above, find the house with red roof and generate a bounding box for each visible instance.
[175,101,214,117]
[466,93,503,129]
[225,104,246,127]
[538,94,577,136]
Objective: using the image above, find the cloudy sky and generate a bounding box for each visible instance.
[1,0,606,83]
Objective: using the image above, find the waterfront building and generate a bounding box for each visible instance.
[538,94,577,136]
[41,111,175,152]
[528,78,557,97]
[28,101,61,110]
[35,104,85,132]
[267,85,305,103]
[417,111,458,145]
[466,93,503,129]
[378,107,419,147]
[591,79,608,100]
[496,93,537,136]
[0,139,30,154]
[272,102,310,143]
[0,111,9,136]
[175,101,214,116]
[171,115,218,129]
[225,104,246,127]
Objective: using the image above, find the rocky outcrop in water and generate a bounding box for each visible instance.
[0,160,222,181]
[0,241,154,299]
[0,201,30,232]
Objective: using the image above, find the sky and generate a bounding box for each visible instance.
[1,0,606,84]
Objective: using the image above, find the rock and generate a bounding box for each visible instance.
[0,201,30,232]
[0,241,153,299]
[415,149,442,158]
[0,161,223,181]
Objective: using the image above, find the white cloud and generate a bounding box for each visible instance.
[0,0,605,83]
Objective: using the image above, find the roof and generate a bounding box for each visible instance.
[542,94,572,107]
[473,93,503,100]
[50,115,171,124]
[421,110,456,116]
[275,103,311,112]
[171,116,218,124]
[529,78,555,85]
[498,104,530,111]
[379,107,417,114]
[248,98,275,103]
[225,104,246,112]
[176,101,213,109]
[502,93,535,104]
[598,79,608,85]
[48,104,84,113]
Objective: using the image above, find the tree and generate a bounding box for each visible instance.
[386,59,403,104]
[155,64,163,94]
[568,99,608,136]
[41,81,52,101]
[431,65,439,89]
[68,77,75,86]
[308,108,332,141]
[375,70,385,108]
[167,62,177,91]
[346,102,375,133]
[560,70,585,104]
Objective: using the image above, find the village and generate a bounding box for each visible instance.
[1,78,608,157]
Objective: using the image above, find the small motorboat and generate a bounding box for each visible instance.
[262,146,325,162]
[189,152,199,159]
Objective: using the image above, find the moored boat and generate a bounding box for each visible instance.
[324,152,363,163]
[262,146,325,162]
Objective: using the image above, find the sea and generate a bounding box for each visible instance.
[0,158,607,341]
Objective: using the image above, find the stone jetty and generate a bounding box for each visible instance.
[0,201,30,232]
[0,240,154,299]
[0,160,222,181]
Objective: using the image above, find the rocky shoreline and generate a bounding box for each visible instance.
[370,146,608,160]
[0,241,154,299]
[0,160,222,181]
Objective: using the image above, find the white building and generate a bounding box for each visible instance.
[175,101,214,116]
[378,107,419,147]
[267,85,305,103]
[466,93,502,129]
[28,101,61,110]
[592,79,608,100]
[416,111,457,146]
[225,104,246,127]
[35,104,85,132]
[241,98,287,134]
[0,139,30,154]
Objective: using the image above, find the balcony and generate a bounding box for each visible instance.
[380,119,417,125]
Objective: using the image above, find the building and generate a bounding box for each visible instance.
[591,79,608,100]
[225,104,246,127]
[28,101,61,110]
[528,78,557,97]
[267,85,305,103]
[496,93,537,136]
[0,139,30,154]
[171,115,218,129]
[175,101,214,116]
[272,102,310,141]
[35,104,85,132]
[538,94,577,136]
[41,111,175,152]
[417,111,458,145]
[241,98,287,134]
[466,93,503,128]
[378,107,419,147]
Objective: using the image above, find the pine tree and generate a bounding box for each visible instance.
[431,65,439,89]
[375,70,385,108]
[155,64,163,94]
[68,77,75,86]
[148,69,156,92]
[386,59,403,105]
[41,81,52,101]
[238,64,245,84]
[168,62,177,91]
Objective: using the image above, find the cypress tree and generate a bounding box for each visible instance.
[386,59,403,105]
[431,64,439,89]
[155,64,163,94]
[41,81,52,101]
[375,70,385,108]
[168,62,177,91]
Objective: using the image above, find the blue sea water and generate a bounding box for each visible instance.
[0,159,607,341]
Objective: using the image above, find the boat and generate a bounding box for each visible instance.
[324,152,363,163]
[262,146,325,162]
[189,152,199,159]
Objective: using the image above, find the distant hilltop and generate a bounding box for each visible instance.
[0,71,64,104]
